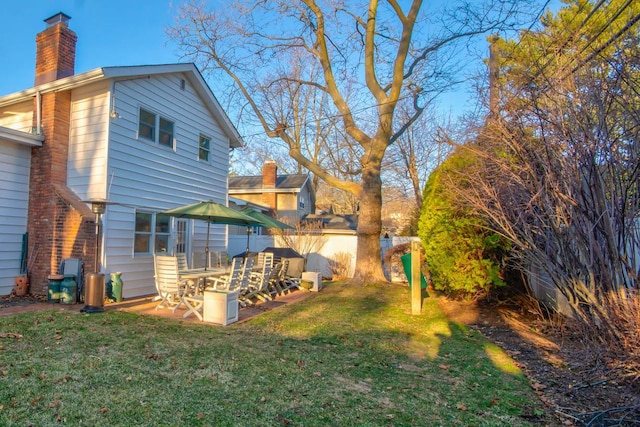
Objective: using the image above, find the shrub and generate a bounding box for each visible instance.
[418,149,508,297]
[328,252,352,281]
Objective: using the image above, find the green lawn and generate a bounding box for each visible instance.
[0,282,545,426]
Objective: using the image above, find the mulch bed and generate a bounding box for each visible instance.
[467,301,640,426]
[0,293,48,308]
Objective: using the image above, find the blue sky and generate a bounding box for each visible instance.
[0,1,561,119]
[0,0,181,96]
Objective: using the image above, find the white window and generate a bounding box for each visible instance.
[134,211,172,255]
[199,134,211,162]
[138,107,175,148]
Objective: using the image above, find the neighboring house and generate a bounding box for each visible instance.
[227,196,271,240]
[228,160,315,223]
[0,13,242,297]
[303,212,358,235]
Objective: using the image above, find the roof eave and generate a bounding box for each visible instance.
[0,68,106,108]
[0,126,44,146]
[0,63,244,149]
[229,188,301,194]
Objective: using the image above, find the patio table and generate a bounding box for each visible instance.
[180,267,228,292]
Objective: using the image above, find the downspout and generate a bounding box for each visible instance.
[35,91,42,135]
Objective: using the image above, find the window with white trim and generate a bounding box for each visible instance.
[199,134,211,162]
[138,107,175,148]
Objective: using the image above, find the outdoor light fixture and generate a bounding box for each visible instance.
[81,198,114,313]
[109,95,120,119]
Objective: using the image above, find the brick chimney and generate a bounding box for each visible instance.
[262,160,277,209]
[27,13,95,294]
[35,13,77,86]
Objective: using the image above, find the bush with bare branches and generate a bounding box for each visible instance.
[440,1,640,381]
[328,252,353,281]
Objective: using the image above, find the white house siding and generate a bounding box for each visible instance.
[93,74,230,297]
[0,140,31,295]
[68,81,110,199]
[0,100,34,133]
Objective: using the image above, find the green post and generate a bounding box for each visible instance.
[411,241,422,315]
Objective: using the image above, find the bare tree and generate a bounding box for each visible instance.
[168,0,531,284]
[383,106,453,213]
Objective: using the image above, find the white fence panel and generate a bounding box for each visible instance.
[228,234,418,279]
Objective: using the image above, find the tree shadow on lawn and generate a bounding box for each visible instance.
[237,282,549,424]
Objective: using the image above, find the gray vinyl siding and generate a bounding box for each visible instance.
[0,140,31,295]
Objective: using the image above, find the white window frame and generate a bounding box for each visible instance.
[198,134,211,162]
[138,107,175,150]
[133,211,173,256]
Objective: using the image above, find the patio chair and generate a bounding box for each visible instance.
[232,257,255,293]
[208,257,244,290]
[209,251,230,268]
[256,252,274,269]
[154,254,188,313]
[282,259,301,293]
[242,261,274,305]
[216,257,255,307]
[267,261,286,297]
[176,253,189,271]
[219,252,230,268]
[182,286,205,321]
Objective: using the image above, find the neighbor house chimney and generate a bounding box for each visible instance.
[262,160,277,209]
[35,12,77,85]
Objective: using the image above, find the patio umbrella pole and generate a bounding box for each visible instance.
[205,222,210,270]
[245,226,251,258]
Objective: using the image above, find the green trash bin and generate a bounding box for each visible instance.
[401,253,427,290]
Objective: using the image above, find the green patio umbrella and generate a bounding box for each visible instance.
[162,201,264,269]
[240,208,294,255]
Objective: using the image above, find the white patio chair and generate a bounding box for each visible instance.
[182,288,205,321]
[255,252,274,269]
[233,257,255,293]
[208,257,243,290]
[282,259,301,293]
[243,261,274,304]
[219,252,230,268]
[266,261,286,297]
[233,257,255,306]
[176,253,189,271]
[154,254,188,313]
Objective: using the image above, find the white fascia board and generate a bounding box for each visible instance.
[0,126,44,146]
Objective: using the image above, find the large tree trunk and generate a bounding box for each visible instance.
[351,164,387,285]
